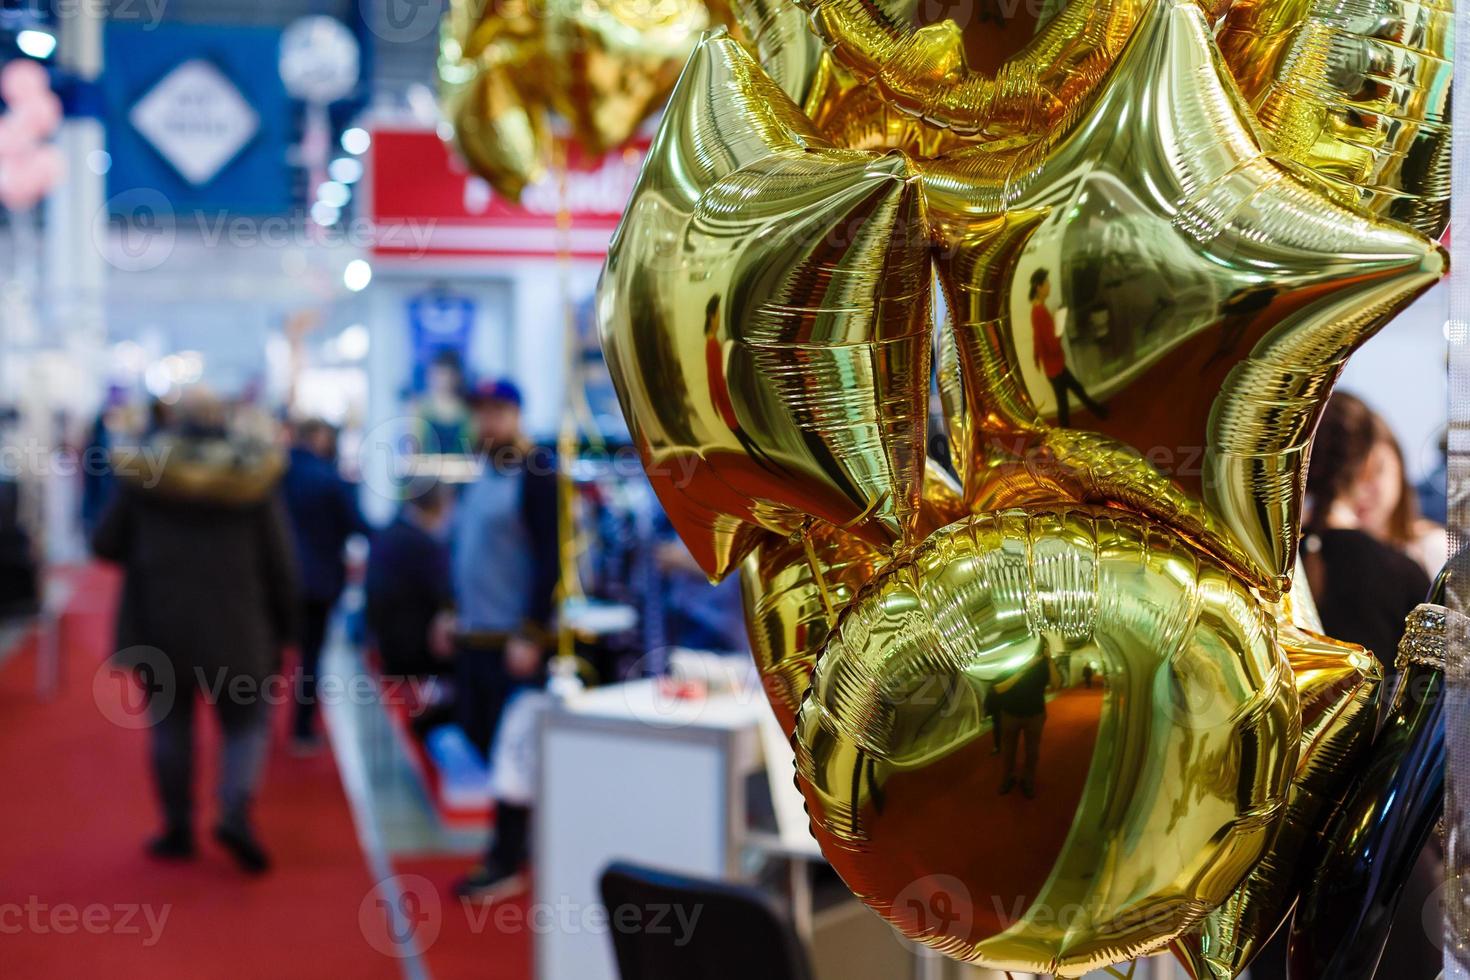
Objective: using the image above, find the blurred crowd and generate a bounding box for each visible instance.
[58,369,743,897]
[0,374,1445,914]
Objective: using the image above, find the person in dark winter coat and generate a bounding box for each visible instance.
[91,399,299,874]
[280,419,371,748]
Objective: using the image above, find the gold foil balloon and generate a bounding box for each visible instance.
[598,31,934,581]
[926,0,1445,595]
[794,0,1140,136]
[438,0,710,202]
[744,522,883,734]
[1217,0,1453,237]
[728,0,825,107]
[730,0,974,157]
[742,464,967,732]
[545,0,711,155]
[595,0,1451,975]
[795,507,1299,975]
[1172,625,1381,978]
[438,0,550,200]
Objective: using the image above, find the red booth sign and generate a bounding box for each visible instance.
[368,127,645,260]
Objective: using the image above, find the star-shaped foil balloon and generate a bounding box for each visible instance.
[438,0,711,201]
[924,0,1444,597]
[598,31,934,579]
[792,0,1140,135]
[1217,0,1453,237]
[597,0,1446,974]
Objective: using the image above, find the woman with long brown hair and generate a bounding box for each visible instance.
[1301,391,1431,669]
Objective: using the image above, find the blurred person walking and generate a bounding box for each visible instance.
[365,480,455,682]
[280,419,370,753]
[80,386,128,538]
[449,379,558,900]
[91,392,299,874]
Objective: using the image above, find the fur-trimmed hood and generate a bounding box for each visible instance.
[112,431,285,507]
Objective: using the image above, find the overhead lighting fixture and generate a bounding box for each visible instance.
[343,258,372,292]
[16,30,56,60]
[340,127,371,155]
[310,200,341,226]
[317,180,350,209]
[336,323,370,360]
[327,157,363,184]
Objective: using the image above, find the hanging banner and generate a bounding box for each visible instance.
[367,127,645,260]
[105,23,291,215]
[407,289,475,392]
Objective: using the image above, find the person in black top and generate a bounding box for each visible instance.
[1301,392,1431,670]
[1251,395,1440,980]
[993,640,1062,799]
[364,481,455,680]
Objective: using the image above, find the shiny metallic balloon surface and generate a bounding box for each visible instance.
[794,507,1299,975]
[591,0,1450,975]
[1218,0,1453,237]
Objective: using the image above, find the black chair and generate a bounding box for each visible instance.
[599,861,814,980]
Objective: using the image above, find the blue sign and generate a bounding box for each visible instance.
[104,23,291,215]
[409,291,476,392]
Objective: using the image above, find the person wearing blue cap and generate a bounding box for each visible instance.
[449,377,558,900]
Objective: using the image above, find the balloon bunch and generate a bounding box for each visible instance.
[598,0,1449,975]
[0,60,64,212]
[437,0,713,201]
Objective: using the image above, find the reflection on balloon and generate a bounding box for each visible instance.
[796,507,1297,975]
[1218,0,1453,237]
[926,0,1444,594]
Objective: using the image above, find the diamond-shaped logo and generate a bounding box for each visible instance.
[129,59,260,186]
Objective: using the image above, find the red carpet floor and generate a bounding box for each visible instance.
[0,566,397,980]
[388,857,533,980]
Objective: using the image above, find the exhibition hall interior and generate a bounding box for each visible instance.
[0,0,1462,977]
